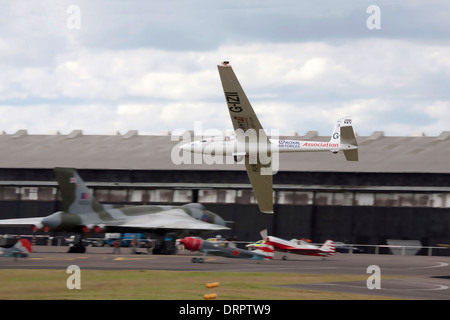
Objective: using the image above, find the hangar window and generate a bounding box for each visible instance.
[109,189,128,202]
[429,193,449,208]
[218,190,237,203]
[276,191,295,204]
[374,193,398,207]
[198,190,217,203]
[149,189,173,202]
[93,189,109,202]
[129,189,150,203]
[315,192,333,205]
[37,187,57,201]
[276,191,313,205]
[354,193,374,206]
[21,187,38,201]
[235,189,256,204]
[333,192,354,206]
[92,189,127,203]
[198,189,237,203]
[0,187,20,201]
[295,192,314,205]
[397,193,414,207]
[414,194,431,207]
[173,189,192,203]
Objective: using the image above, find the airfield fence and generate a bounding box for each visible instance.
[9,234,450,257]
[337,243,449,256]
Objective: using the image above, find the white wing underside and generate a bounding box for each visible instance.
[116,209,229,230]
[218,63,274,213]
[0,211,228,231]
[0,217,43,226]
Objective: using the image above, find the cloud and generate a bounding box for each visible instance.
[1,2,450,137]
[1,39,450,136]
[413,101,450,135]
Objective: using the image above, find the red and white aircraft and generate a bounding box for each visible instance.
[260,235,335,260]
[180,237,274,263]
[0,238,32,258]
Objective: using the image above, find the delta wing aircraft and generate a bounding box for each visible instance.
[0,168,229,253]
[180,61,358,213]
[0,238,32,258]
[180,236,274,263]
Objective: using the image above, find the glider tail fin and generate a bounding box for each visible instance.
[330,116,359,161]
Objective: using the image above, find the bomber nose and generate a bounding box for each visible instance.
[41,211,63,229]
[206,210,226,226]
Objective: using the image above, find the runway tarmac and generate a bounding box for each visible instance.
[1,246,449,299]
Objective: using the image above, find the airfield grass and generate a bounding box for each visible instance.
[0,269,399,300]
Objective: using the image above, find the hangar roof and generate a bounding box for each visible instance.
[0,130,449,173]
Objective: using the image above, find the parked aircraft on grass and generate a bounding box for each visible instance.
[180,236,274,263]
[0,238,32,258]
[180,61,358,213]
[0,168,229,253]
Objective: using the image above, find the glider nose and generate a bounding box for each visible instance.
[180,141,201,153]
[206,210,226,227]
[180,140,204,154]
[179,142,192,152]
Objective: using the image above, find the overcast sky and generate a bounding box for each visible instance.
[1,1,450,136]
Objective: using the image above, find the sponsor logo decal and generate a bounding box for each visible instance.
[278,140,338,148]
[302,142,339,148]
[278,140,301,148]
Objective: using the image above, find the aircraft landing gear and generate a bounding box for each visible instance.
[191,257,205,263]
[152,233,177,255]
[68,245,86,253]
[67,233,86,253]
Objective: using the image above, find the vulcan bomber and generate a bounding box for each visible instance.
[0,167,229,253]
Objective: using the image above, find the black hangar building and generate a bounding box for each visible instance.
[0,129,449,251]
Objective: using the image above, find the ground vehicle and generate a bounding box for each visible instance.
[334,242,364,253]
[103,233,146,247]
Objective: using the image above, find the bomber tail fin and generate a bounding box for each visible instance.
[54,167,105,215]
[329,116,359,161]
